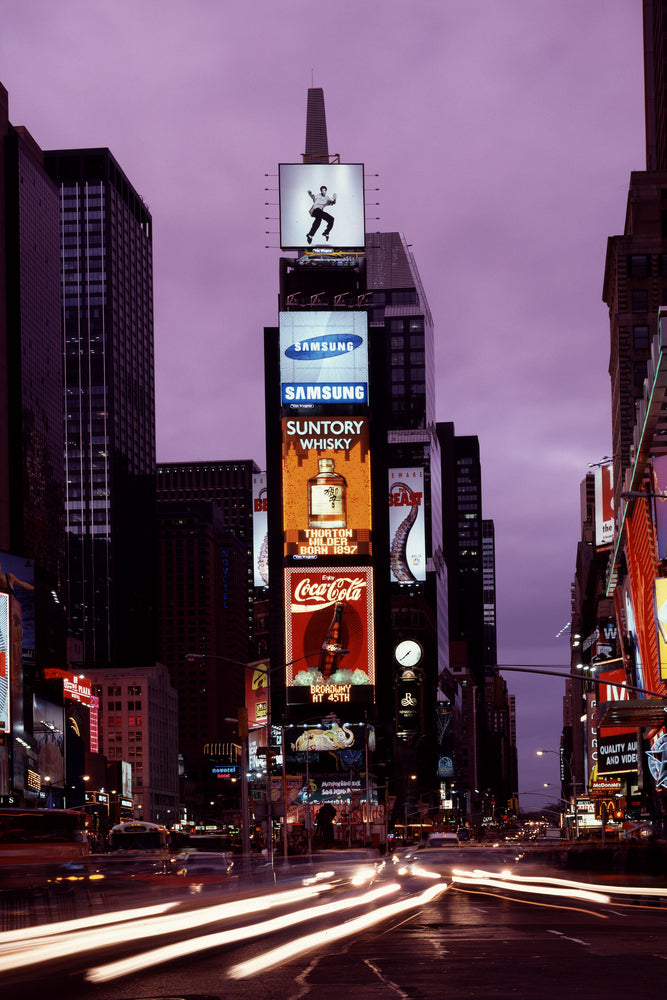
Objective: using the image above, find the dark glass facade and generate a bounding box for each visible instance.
[44,149,157,667]
[0,85,66,669]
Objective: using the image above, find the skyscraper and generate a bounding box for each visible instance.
[44,149,157,668]
[0,83,65,670]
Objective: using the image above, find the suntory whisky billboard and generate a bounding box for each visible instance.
[278,163,365,251]
[279,312,368,406]
[282,416,372,557]
[284,566,375,706]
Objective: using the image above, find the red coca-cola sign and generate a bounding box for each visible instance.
[284,567,375,693]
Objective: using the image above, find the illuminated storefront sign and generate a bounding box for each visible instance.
[252,472,269,588]
[44,668,92,705]
[594,462,614,548]
[284,566,375,706]
[278,163,365,251]
[279,311,368,406]
[389,468,426,582]
[282,416,371,557]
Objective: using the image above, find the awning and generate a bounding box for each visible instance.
[594,699,667,729]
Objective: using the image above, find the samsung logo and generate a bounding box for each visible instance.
[282,383,367,403]
[285,334,363,360]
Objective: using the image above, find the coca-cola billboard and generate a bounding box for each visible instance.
[284,567,375,706]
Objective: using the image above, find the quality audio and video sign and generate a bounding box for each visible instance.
[279,312,368,406]
[282,416,371,558]
[389,468,426,583]
[597,667,638,776]
[284,567,375,707]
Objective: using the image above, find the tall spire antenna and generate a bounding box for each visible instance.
[304,86,329,164]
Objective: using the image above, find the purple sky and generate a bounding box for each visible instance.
[0,0,647,805]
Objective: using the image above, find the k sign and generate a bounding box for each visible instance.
[594,462,614,548]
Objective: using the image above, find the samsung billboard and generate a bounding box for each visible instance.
[278,163,365,251]
[279,311,369,406]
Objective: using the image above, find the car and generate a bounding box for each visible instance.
[167,851,235,891]
[421,833,460,848]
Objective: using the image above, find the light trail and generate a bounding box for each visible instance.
[228,883,449,979]
[86,881,402,983]
[450,871,610,905]
[0,883,332,974]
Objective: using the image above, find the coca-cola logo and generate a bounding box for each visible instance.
[292,576,366,611]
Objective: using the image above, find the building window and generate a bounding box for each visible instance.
[631,289,649,313]
[633,325,650,350]
[628,254,649,278]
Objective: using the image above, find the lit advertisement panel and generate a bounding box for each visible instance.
[597,666,638,776]
[651,455,667,561]
[594,462,614,548]
[253,473,269,588]
[246,661,269,729]
[284,566,375,706]
[389,468,426,582]
[282,416,371,558]
[0,552,34,673]
[33,696,65,787]
[0,594,9,734]
[655,578,667,681]
[279,163,365,251]
[279,312,369,406]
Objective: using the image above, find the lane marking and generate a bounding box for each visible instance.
[548,929,590,947]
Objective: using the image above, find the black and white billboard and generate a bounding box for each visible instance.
[279,164,365,251]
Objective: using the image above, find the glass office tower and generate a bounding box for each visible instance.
[44,149,157,668]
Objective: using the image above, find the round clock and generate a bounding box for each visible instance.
[394,639,423,667]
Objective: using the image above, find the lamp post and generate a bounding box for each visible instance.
[536,749,579,840]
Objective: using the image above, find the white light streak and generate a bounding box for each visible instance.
[228,882,449,980]
[86,882,401,983]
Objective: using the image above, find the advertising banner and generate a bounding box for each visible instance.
[594,462,614,549]
[282,416,371,558]
[284,721,366,771]
[655,578,667,681]
[246,662,269,729]
[33,696,65,787]
[279,311,369,406]
[389,468,426,582]
[252,473,269,589]
[284,566,375,706]
[596,666,639,776]
[279,163,365,251]
[0,593,9,734]
[0,552,34,670]
[651,455,667,562]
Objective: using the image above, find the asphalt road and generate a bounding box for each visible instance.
[2,855,667,1000]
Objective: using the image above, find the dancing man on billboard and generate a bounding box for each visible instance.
[306,185,337,244]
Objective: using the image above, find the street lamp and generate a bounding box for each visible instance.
[536,749,579,839]
[185,652,280,864]
[184,651,317,867]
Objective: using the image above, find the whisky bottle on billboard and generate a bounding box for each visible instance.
[308,457,347,528]
[319,601,348,679]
